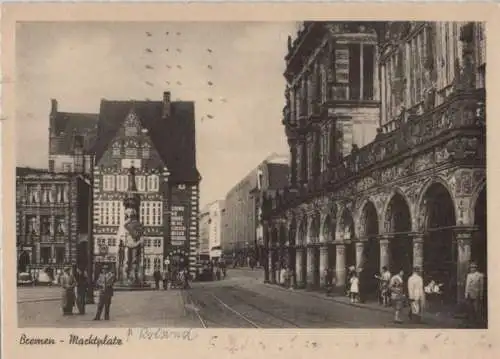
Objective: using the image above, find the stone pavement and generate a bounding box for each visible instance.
[231,268,465,328]
[18,287,196,328]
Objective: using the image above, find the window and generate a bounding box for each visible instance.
[136,176,146,192]
[144,238,152,247]
[125,147,138,158]
[363,45,375,100]
[49,160,55,172]
[125,126,137,137]
[107,238,117,247]
[102,175,115,191]
[40,247,51,264]
[112,142,121,158]
[55,247,65,264]
[154,239,162,248]
[116,175,128,191]
[147,175,159,192]
[40,216,51,235]
[141,143,150,159]
[62,163,72,173]
[320,124,330,173]
[144,257,151,271]
[154,257,161,270]
[307,136,314,181]
[55,216,66,235]
[26,215,38,235]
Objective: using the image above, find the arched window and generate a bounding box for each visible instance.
[141,142,151,159]
[112,142,121,158]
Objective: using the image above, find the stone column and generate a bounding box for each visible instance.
[306,246,315,288]
[379,237,390,272]
[335,244,346,288]
[295,247,305,288]
[455,228,473,302]
[319,245,329,287]
[412,234,424,269]
[355,241,365,270]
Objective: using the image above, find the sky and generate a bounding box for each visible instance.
[15,21,299,207]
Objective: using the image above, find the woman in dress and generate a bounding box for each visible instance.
[389,270,405,323]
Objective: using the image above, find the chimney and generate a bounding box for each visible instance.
[51,99,58,115]
[162,91,171,119]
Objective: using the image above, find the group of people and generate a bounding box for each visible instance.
[153,267,191,289]
[373,263,485,325]
[59,264,115,321]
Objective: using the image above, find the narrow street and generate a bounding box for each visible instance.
[18,269,460,328]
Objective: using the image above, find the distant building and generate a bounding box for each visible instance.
[16,167,92,278]
[199,209,211,258]
[222,154,289,265]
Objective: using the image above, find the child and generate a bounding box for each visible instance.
[349,272,360,303]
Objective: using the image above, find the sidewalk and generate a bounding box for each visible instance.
[264,282,464,328]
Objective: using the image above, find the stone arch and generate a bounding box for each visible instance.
[358,199,380,239]
[417,176,456,231]
[307,213,321,244]
[319,213,336,243]
[419,180,457,302]
[337,206,355,241]
[383,190,413,234]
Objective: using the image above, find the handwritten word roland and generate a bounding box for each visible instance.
[128,328,198,341]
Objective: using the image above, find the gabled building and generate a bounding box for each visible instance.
[91,92,200,279]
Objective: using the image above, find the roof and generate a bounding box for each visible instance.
[16,167,50,177]
[93,99,199,183]
[266,163,290,190]
[51,111,99,153]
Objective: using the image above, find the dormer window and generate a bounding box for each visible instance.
[125,112,139,136]
[125,126,138,137]
[124,140,138,158]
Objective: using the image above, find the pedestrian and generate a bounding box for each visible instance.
[183,268,191,289]
[93,264,115,321]
[153,269,161,290]
[407,266,425,323]
[75,268,88,315]
[465,262,485,327]
[349,271,360,303]
[389,269,405,323]
[216,265,222,281]
[60,267,76,316]
[280,265,288,287]
[162,269,169,290]
[346,265,355,297]
[375,266,392,306]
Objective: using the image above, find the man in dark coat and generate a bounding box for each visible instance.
[75,268,88,315]
[93,265,115,321]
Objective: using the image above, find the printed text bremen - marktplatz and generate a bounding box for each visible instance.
[69,334,123,347]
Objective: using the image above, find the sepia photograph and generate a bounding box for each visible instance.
[13,20,486,330]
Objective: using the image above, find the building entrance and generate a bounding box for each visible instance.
[18,250,31,273]
[360,201,380,300]
[385,193,413,279]
[421,182,456,303]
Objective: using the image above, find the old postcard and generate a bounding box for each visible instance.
[1,2,498,359]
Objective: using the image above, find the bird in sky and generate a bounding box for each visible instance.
[176,32,181,35]
[177,81,182,85]
[165,48,169,52]
[146,32,152,36]
[145,48,153,53]
[145,81,154,86]
[207,114,214,119]
[166,65,171,69]
[207,48,213,53]
[207,81,214,86]
[166,81,170,85]
[145,65,154,69]
[221,97,227,103]
[166,31,169,35]
[208,98,213,102]
[177,48,182,53]
[177,65,182,69]
[207,65,213,69]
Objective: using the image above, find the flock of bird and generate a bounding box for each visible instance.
[141,30,227,123]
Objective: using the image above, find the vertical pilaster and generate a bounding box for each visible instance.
[295,247,305,287]
[306,246,315,288]
[412,234,424,269]
[319,245,329,287]
[455,227,474,302]
[379,237,390,272]
[335,244,346,288]
[355,241,365,270]
[269,248,276,284]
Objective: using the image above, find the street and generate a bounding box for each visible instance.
[18,269,460,328]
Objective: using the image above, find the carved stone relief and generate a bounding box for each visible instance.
[414,151,434,173]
